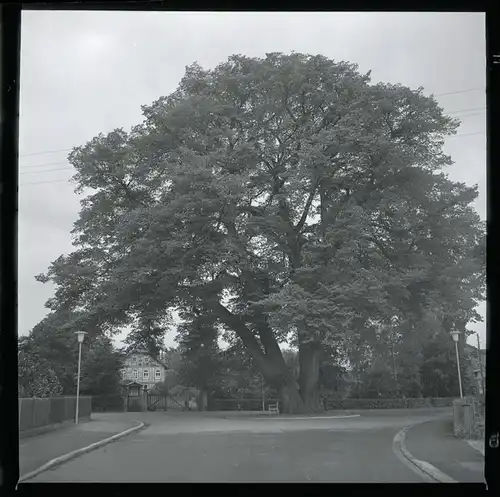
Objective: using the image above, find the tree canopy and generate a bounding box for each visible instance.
[36,53,485,412]
[19,313,123,398]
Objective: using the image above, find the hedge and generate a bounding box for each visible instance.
[91,394,124,412]
[208,398,279,411]
[324,397,456,410]
[207,396,456,411]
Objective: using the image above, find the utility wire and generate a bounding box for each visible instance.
[19,160,70,169]
[20,109,484,171]
[19,130,486,185]
[433,87,484,97]
[447,131,485,139]
[17,89,485,159]
[19,129,486,187]
[19,147,72,158]
[453,112,485,119]
[20,166,74,175]
[447,107,485,115]
[20,178,75,186]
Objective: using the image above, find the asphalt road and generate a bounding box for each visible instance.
[28,408,459,483]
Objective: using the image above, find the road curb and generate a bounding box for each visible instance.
[393,421,457,483]
[18,420,146,483]
[467,440,485,456]
[236,414,361,421]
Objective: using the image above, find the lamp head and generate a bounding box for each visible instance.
[75,331,87,344]
[450,330,460,343]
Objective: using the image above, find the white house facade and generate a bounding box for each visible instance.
[120,349,167,391]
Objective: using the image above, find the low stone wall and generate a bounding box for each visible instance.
[18,396,92,433]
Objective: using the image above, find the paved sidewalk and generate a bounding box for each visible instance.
[404,416,485,483]
[19,413,140,478]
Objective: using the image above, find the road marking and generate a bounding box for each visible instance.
[392,423,457,483]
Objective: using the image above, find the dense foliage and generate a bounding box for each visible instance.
[18,344,63,398]
[18,313,123,398]
[35,53,485,412]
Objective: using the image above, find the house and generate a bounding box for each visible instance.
[119,348,168,395]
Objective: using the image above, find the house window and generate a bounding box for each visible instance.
[121,370,127,379]
[133,369,138,379]
[155,369,161,379]
[143,369,149,380]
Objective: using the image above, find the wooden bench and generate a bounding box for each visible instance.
[268,401,279,415]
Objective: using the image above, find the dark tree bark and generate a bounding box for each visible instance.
[298,340,324,412]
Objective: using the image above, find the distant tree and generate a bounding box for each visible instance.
[123,317,170,359]
[79,336,123,397]
[18,340,63,398]
[175,310,222,408]
[419,330,474,398]
[163,347,183,371]
[20,313,123,397]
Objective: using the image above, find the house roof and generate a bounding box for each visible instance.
[124,347,168,369]
[119,380,143,387]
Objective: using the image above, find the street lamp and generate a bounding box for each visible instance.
[450,330,463,398]
[75,331,87,424]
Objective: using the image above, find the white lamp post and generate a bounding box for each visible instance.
[450,330,463,398]
[75,331,87,424]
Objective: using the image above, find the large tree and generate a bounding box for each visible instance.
[36,53,485,413]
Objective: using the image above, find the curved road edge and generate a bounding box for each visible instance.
[392,421,457,483]
[18,420,147,484]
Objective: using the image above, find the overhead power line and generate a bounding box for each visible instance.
[447,107,485,115]
[447,131,485,139]
[17,89,485,159]
[19,160,70,169]
[19,147,72,158]
[433,87,485,97]
[19,166,74,175]
[454,112,485,119]
[19,129,485,187]
[19,110,484,173]
[20,178,74,186]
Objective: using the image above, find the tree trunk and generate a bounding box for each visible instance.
[197,389,207,411]
[260,355,310,414]
[278,378,309,414]
[298,341,324,412]
[210,301,316,414]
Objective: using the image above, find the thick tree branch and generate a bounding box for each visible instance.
[294,178,320,233]
[208,301,266,360]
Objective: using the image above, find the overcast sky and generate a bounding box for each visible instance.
[18,11,486,350]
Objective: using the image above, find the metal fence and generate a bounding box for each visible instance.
[18,396,92,432]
